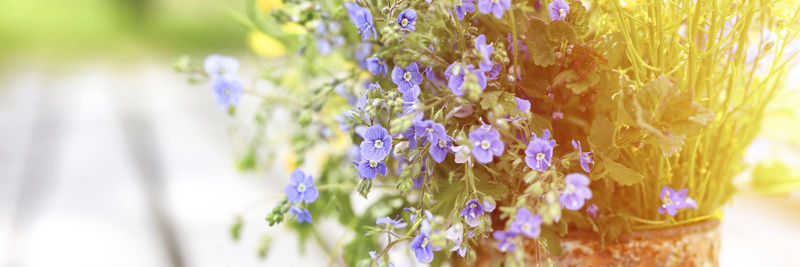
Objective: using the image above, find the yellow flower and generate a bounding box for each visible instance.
[257,0,283,13]
[281,22,307,35]
[247,31,287,58]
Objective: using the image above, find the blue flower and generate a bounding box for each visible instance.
[413,119,447,146]
[477,0,511,19]
[358,124,393,161]
[469,126,504,164]
[429,136,453,163]
[658,186,692,216]
[376,216,408,228]
[492,230,518,252]
[453,0,476,21]
[366,57,388,77]
[509,208,542,238]
[355,42,373,69]
[515,97,531,113]
[397,9,417,32]
[210,75,243,108]
[345,3,377,40]
[561,173,592,210]
[507,33,530,59]
[401,91,424,122]
[586,203,599,218]
[410,219,436,263]
[354,159,388,179]
[289,206,312,224]
[204,54,239,76]
[525,129,556,171]
[459,199,485,228]
[445,62,487,97]
[572,140,594,173]
[475,34,495,71]
[284,169,319,204]
[392,62,423,99]
[548,0,570,21]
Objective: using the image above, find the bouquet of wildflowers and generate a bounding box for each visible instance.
[176,0,799,265]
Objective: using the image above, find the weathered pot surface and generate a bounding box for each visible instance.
[555,219,720,267]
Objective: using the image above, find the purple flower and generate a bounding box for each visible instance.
[429,135,453,163]
[414,120,446,145]
[397,9,417,32]
[354,159,388,179]
[477,0,511,19]
[376,216,408,228]
[492,230,518,252]
[453,0,476,20]
[469,126,504,164]
[446,223,467,257]
[358,124,393,161]
[509,208,542,238]
[515,97,531,112]
[355,42,373,68]
[392,62,423,99]
[289,206,312,223]
[572,140,594,173]
[686,197,698,210]
[459,199,485,228]
[410,220,435,263]
[402,91,424,122]
[284,169,319,204]
[548,0,569,21]
[445,62,486,97]
[345,3,377,40]
[586,203,599,218]
[365,57,388,77]
[507,33,530,59]
[658,186,689,216]
[475,34,495,71]
[204,54,239,76]
[560,173,592,210]
[525,129,556,171]
[210,75,243,108]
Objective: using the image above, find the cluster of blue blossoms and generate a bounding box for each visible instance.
[198,0,701,264]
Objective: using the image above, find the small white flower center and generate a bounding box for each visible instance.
[404,71,412,81]
[296,183,307,193]
[521,223,531,233]
[224,88,230,95]
[438,140,447,148]
[470,203,477,209]
[565,184,575,194]
[536,152,545,160]
[401,18,408,27]
[369,160,378,167]
[374,140,384,149]
[480,140,491,150]
[421,237,429,247]
[491,0,499,3]
[559,9,567,19]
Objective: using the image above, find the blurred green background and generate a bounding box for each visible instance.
[0,0,246,60]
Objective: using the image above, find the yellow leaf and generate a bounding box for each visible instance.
[247,31,286,58]
[257,0,283,13]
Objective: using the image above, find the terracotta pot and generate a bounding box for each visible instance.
[555,219,720,266]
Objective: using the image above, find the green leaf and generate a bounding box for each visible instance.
[595,33,625,68]
[229,216,243,241]
[600,155,644,186]
[539,226,563,257]
[596,214,632,246]
[588,115,615,155]
[525,18,554,67]
[479,91,502,111]
[343,237,380,266]
[566,1,589,37]
[475,179,510,200]
[546,20,577,43]
[553,69,578,87]
[566,72,600,94]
